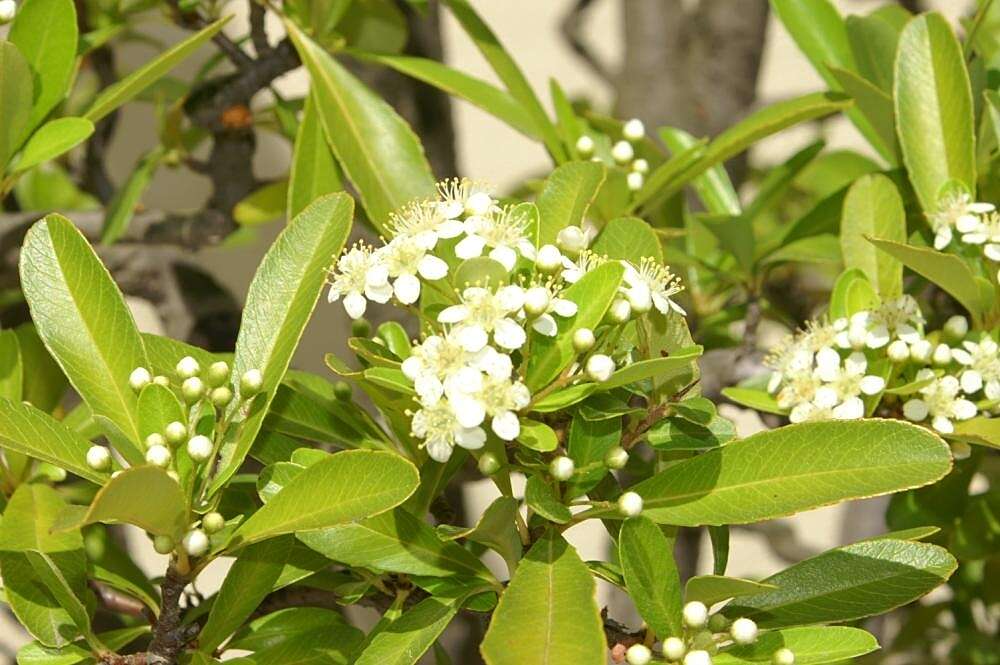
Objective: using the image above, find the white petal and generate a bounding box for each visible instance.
[455,234,487,260]
[414,375,443,403]
[866,325,890,349]
[425,438,453,462]
[365,281,393,304]
[493,318,527,350]
[985,243,1000,261]
[833,397,864,420]
[418,255,449,281]
[903,399,928,422]
[327,287,341,304]
[437,219,465,238]
[953,398,978,420]
[897,324,921,345]
[532,314,558,337]
[366,264,389,287]
[815,347,842,376]
[489,245,518,272]
[497,285,526,312]
[438,200,464,219]
[814,386,839,409]
[845,351,867,375]
[960,370,983,394]
[438,304,469,324]
[962,232,988,245]
[452,396,486,428]
[860,375,886,395]
[956,214,981,233]
[491,411,520,441]
[931,415,954,434]
[767,372,783,394]
[969,202,996,213]
[393,274,421,305]
[401,356,423,380]
[344,292,367,319]
[454,426,486,450]
[456,326,488,352]
[934,227,953,250]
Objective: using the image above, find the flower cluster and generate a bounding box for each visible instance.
[327,178,686,462]
[575,117,650,192]
[766,296,999,435]
[928,191,1000,279]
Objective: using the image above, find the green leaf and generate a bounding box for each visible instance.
[15,323,68,413]
[591,216,663,264]
[23,551,98,650]
[950,490,1000,559]
[231,450,418,547]
[828,268,879,319]
[14,118,94,174]
[953,417,1000,449]
[64,466,188,539]
[631,420,951,526]
[894,13,976,211]
[684,575,776,607]
[353,52,538,139]
[0,329,23,402]
[298,508,493,579]
[287,22,434,232]
[868,238,994,323]
[0,42,34,170]
[603,347,703,389]
[8,0,77,132]
[227,607,360,653]
[631,134,709,213]
[829,67,898,161]
[209,193,353,496]
[526,261,624,391]
[720,387,784,416]
[20,215,148,461]
[441,0,565,161]
[725,539,955,627]
[517,419,558,452]
[846,13,899,92]
[659,127,740,215]
[481,533,604,665]
[525,476,571,524]
[535,161,606,247]
[0,398,106,484]
[714,626,879,664]
[200,536,318,653]
[84,18,229,123]
[530,383,598,413]
[760,234,841,267]
[566,414,620,497]
[840,174,906,297]
[355,593,473,665]
[287,90,343,219]
[234,181,289,226]
[137,383,184,440]
[17,626,148,665]
[619,516,682,638]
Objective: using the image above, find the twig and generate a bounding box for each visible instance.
[249,1,271,56]
[89,580,149,619]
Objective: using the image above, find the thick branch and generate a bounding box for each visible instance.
[144,565,196,665]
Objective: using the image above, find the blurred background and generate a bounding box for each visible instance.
[0,0,981,659]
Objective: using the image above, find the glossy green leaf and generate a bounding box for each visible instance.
[227,607,359,653]
[84,18,229,122]
[288,90,343,219]
[567,414,620,497]
[15,323,67,413]
[356,592,480,665]
[64,466,188,538]
[0,398,105,484]
[828,67,898,161]
[684,575,776,607]
[17,626,148,665]
[720,387,784,416]
[591,216,663,265]
[603,347,703,389]
[8,0,77,131]
[137,383,184,441]
[631,420,951,526]
[619,516,682,638]
[526,261,624,391]
[840,174,906,297]
[299,508,492,579]
[0,42,34,170]
[517,419,558,452]
[287,22,434,232]
[725,539,955,627]
[481,533,604,665]
[953,417,1000,450]
[828,268,879,319]
[525,476,571,524]
[659,127,740,215]
[530,383,598,413]
[535,161,606,247]
[210,193,353,496]
[232,450,418,547]
[14,118,94,174]
[21,214,148,460]
[846,13,899,92]
[715,626,879,664]
[895,13,976,211]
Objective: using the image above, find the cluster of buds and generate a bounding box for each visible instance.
[328,178,685,464]
[574,118,650,192]
[152,511,226,558]
[624,603,793,665]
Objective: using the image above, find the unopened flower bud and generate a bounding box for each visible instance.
[575,135,595,156]
[202,512,225,534]
[663,637,686,661]
[618,491,643,517]
[606,298,631,323]
[86,445,111,472]
[145,433,166,450]
[708,613,730,632]
[612,140,634,163]
[632,158,649,174]
[622,118,645,141]
[536,244,563,273]
[176,356,200,379]
[182,529,209,557]
[951,440,972,460]
[181,377,205,404]
[549,456,575,481]
[146,444,171,468]
[0,0,17,23]
[684,651,712,665]
[626,172,644,192]
[206,361,230,387]
[944,315,969,341]
[153,375,170,387]
[524,287,551,318]
[730,617,758,645]
[466,191,493,217]
[210,386,233,408]
[683,601,709,629]
[478,452,501,476]
[164,421,187,446]
[932,343,952,366]
[129,367,152,392]
[351,318,372,337]
[556,225,588,256]
[772,648,795,665]
[586,354,615,382]
[153,535,175,555]
[625,644,651,665]
[887,340,910,363]
[187,435,213,463]
[334,381,352,401]
[910,339,932,363]
[573,327,596,353]
[605,446,628,470]
[240,369,263,397]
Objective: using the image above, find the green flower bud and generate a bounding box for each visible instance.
[176,355,200,379]
[351,318,372,338]
[604,446,628,470]
[572,327,595,353]
[145,433,166,450]
[210,386,233,408]
[164,421,187,446]
[153,375,171,387]
[478,452,501,476]
[129,367,152,392]
[240,369,264,397]
[333,381,353,401]
[202,512,225,534]
[153,535,175,555]
[206,361,231,388]
[187,435,213,463]
[181,377,205,404]
[708,613,730,633]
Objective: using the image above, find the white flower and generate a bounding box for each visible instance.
[388,200,464,248]
[379,235,449,305]
[959,210,1000,262]
[410,398,486,462]
[621,257,685,315]
[927,191,994,250]
[814,349,885,420]
[765,334,814,394]
[438,285,527,351]
[521,283,578,337]
[560,249,606,283]
[475,375,531,440]
[327,242,392,319]
[849,296,923,348]
[436,178,494,219]
[903,372,977,434]
[788,401,835,424]
[401,333,512,404]
[455,206,535,271]
[951,336,1000,399]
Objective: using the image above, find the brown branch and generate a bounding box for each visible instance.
[144,565,197,665]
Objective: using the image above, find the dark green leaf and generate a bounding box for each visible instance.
[620,516,682,638]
